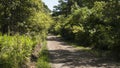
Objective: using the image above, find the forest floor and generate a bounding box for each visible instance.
[47,35,120,68]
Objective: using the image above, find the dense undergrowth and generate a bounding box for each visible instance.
[37,41,50,68]
[0,35,37,68]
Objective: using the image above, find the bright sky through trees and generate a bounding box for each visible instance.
[42,0,59,11]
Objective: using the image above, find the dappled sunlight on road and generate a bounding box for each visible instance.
[47,35,120,68]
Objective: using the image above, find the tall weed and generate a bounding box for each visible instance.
[0,35,36,68]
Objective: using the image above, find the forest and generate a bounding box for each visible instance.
[0,0,120,68]
[51,0,120,57]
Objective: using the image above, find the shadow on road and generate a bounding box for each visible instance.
[47,36,120,68]
[48,49,120,68]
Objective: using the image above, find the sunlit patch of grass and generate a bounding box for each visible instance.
[74,45,110,57]
[56,34,61,37]
[71,43,111,58]
[0,35,36,68]
[76,46,91,50]
[37,42,50,68]
[65,41,91,51]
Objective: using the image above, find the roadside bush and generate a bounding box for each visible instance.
[60,7,91,46]
[0,35,36,68]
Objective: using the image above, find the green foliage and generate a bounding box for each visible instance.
[49,15,65,35]
[0,0,53,67]
[37,42,50,68]
[0,35,36,68]
[60,7,91,46]
[52,0,120,58]
[0,0,53,35]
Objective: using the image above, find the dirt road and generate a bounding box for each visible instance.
[47,35,120,68]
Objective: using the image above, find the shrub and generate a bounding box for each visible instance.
[0,35,36,68]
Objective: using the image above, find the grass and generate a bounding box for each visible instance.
[64,40,91,50]
[37,41,50,68]
[0,35,36,68]
[68,42,112,58]
[59,37,109,57]
[67,41,110,57]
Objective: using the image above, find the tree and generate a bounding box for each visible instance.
[52,0,120,58]
[0,0,53,35]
